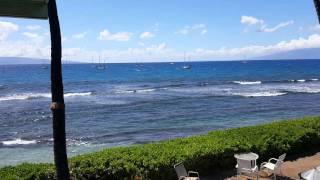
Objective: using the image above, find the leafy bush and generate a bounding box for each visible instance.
[1,116,320,180]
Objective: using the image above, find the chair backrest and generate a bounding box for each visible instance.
[174,162,188,179]
[275,153,286,168]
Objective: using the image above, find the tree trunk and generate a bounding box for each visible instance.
[48,0,70,179]
[314,0,320,23]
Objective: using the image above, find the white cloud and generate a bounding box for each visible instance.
[176,24,208,35]
[241,16,264,25]
[190,34,320,60]
[26,25,42,31]
[0,21,19,40]
[0,40,50,58]
[139,31,155,39]
[241,16,293,33]
[72,32,87,39]
[2,32,320,63]
[260,20,294,33]
[98,29,132,41]
[201,29,208,35]
[66,34,320,61]
[22,32,39,38]
[63,42,172,62]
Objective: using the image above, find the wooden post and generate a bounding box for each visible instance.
[314,0,320,23]
[48,0,70,179]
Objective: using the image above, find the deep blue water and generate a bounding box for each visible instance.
[1,60,320,167]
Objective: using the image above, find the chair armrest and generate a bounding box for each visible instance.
[268,158,278,163]
[260,162,267,169]
[188,171,199,177]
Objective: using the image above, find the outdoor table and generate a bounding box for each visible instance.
[234,152,259,169]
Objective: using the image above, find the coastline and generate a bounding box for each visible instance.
[1,116,320,179]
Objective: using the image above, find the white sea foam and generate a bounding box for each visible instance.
[2,139,37,146]
[297,79,306,82]
[288,87,320,94]
[116,88,156,94]
[136,88,156,93]
[234,91,287,97]
[233,81,262,85]
[66,139,90,146]
[0,92,92,102]
[311,79,319,81]
[0,93,49,101]
[64,92,92,97]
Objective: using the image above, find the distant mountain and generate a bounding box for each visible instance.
[0,57,49,65]
[252,48,320,60]
[0,57,83,65]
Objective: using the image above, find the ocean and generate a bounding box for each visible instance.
[1,59,320,167]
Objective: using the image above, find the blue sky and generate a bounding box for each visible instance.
[0,0,320,62]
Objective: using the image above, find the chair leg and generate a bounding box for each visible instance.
[237,170,239,180]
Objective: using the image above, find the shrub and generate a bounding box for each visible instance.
[1,116,320,180]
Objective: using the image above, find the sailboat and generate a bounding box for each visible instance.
[182,52,192,70]
[96,56,106,70]
[91,56,96,68]
[41,60,48,69]
[41,65,48,69]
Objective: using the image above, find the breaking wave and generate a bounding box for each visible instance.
[116,88,156,94]
[234,91,287,97]
[2,139,37,146]
[0,92,92,102]
[233,81,262,85]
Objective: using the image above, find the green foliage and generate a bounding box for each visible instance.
[1,116,320,180]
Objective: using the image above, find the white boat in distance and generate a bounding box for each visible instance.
[182,52,192,70]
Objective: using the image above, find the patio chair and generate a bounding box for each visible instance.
[299,166,320,180]
[236,158,259,180]
[174,162,200,180]
[260,153,286,180]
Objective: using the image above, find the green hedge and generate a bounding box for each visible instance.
[1,116,320,180]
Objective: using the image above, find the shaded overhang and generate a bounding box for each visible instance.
[0,0,48,19]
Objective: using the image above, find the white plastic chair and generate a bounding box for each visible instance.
[260,153,286,180]
[236,158,259,180]
[300,166,320,180]
[174,162,200,180]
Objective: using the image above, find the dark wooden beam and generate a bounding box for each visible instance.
[0,0,48,19]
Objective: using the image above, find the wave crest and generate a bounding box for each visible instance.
[0,92,92,102]
[233,81,262,85]
[64,92,92,97]
[234,91,287,97]
[116,88,156,94]
[2,139,37,146]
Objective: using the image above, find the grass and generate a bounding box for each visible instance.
[0,116,320,180]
